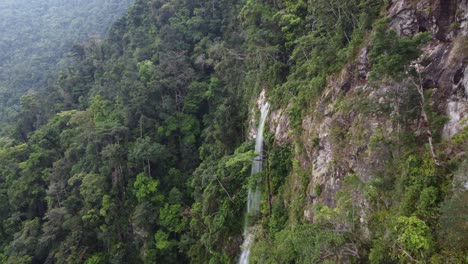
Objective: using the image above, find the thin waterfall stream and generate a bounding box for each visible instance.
[239,102,270,264]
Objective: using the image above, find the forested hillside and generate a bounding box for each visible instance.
[0,0,466,263]
[0,0,134,132]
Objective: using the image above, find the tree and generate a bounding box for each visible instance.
[129,137,168,177]
[393,216,434,262]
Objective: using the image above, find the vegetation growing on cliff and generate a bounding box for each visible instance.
[0,0,466,263]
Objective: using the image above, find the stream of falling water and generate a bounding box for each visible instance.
[239,102,270,264]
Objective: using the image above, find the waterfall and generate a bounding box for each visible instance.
[239,102,270,264]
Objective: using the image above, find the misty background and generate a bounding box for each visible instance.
[0,0,134,128]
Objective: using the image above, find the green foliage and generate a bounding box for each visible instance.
[0,0,464,263]
[159,203,186,233]
[268,144,293,193]
[368,130,392,157]
[84,253,106,264]
[314,184,322,197]
[369,18,431,80]
[225,150,256,171]
[452,125,468,145]
[4,255,33,264]
[137,60,156,83]
[155,230,173,250]
[251,224,345,263]
[397,155,440,218]
[423,94,450,143]
[438,161,468,252]
[0,0,135,130]
[133,173,162,204]
[369,239,388,264]
[267,199,288,235]
[80,173,109,207]
[189,142,253,262]
[366,149,463,263]
[393,216,434,260]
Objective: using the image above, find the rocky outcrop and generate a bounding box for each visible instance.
[249,89,293,144]
[268,107,292,144]
[247,0,466,238]
[389,0,467,40]
[384,0,468,141]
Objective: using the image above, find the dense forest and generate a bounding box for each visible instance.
[0,0,135,132]
[0,0,466,263]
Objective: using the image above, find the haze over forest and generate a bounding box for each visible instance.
[0,0,134,131]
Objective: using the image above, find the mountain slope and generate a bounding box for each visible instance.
[0,0,135,131]
[0,0,466,263]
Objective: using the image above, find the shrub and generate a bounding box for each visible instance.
[393,216,434,260]
[369,18,431,80]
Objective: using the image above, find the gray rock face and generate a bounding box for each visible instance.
[249,0,467,238]
[357,47,370,80]
[386,0,468,139]
[390,8,420,36]
[387,0,467,39]
[269,108,292,145]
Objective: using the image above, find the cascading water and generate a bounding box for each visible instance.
[239,102,270,264]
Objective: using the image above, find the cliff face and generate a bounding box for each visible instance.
[252,0,467,256]
[299,0,467,213]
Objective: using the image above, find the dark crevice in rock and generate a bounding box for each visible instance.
[423,78,438,89]
[434,0,460,40]
[454,66,464,84]
[342,81,351,93]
